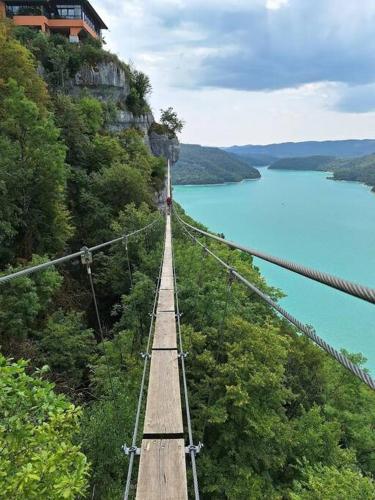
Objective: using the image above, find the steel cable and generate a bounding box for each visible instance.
[0,218,161,286]
[171,236,201,500]
[174,212,375,305]
[174,211,375,391]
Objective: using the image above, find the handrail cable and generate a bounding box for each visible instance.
[0,218,161,286]
[174,213,375,305]
[123,227,166,500]
[172,238,201,499]
[174,209,375,391]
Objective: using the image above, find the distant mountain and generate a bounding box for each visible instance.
[231,153,277,166]
[269,156,335,171]
[224,140,375,158]
[172,144,261,185]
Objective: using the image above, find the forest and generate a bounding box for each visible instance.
[1,20,375,499]
[173,144,260,185]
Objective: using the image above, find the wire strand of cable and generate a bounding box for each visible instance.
[123,227,166,500]
[171,236,201,500]
[174,211,375,305]
[0,218,161,286]
[174,211,375,391]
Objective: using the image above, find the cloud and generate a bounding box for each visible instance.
[335,84,375,113]
[96,1,375,95]
[91,0,375,141]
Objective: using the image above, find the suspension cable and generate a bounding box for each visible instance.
[0,218,161,286]
[174,211,375,305]
[174,210,375,391]
[123,231,166,500]
[172,239,201,500]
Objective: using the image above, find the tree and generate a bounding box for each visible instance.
[290,462,375,499]
[132,70,152,100]
[160,106,184,137]
[0,355,89,499]
[39,311,96,392]
[0,257,62,354]
[0,22,48,108]
[0,80,71,262]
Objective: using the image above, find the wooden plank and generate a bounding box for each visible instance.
[153,312,177,349]
[157,289,175,312]
[136,439,188,500]
[160,274,174,290]
[144,350,183,435]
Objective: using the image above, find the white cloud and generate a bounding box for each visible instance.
[266,0,289,10]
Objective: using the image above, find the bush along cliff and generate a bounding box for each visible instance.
[1,21,375,500]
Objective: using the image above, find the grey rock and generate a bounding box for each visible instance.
[69,62,130,102]
[108,111,154,138]
[149,132,180,163]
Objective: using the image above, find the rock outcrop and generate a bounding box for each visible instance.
[149,132,180,163]
[69,62,129,103]
[69,61,179,163]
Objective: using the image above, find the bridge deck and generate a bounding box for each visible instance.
[136,212,188,499]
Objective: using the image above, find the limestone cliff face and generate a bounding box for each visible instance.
[109,111,154,145]
[149,132,180,163]
[69,61,129,103]
[69,61,179,163]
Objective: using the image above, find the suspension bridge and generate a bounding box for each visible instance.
[0,161,374,499]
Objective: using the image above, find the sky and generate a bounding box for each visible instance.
[92,0,375,146]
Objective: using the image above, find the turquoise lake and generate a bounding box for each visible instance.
[174,168,375,374]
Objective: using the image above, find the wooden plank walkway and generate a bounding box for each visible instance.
[136,203,188,499]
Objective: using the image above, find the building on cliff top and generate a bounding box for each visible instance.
[0,0,107,42]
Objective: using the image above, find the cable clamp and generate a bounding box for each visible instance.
[122,444,141,456]
[178,351,189,359]
[140,352,151,360]
[185,442,204,455]
[175,312,183,319]
[122,235,129,251]
[149,312,157,318]
[80,246,93,266]
[228,268,236,283]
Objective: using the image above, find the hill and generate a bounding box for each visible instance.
[172,144,261,185]
[330,155,375,192]
[225,139,375,158]
[268,154,375,192]
[269,156,335,171]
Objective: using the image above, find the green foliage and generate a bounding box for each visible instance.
[173,143,261,185]
[0,355,89,499]
[126,69,152,116]
[0,80,72,262]
[290,462,375,499]
[39,311,96,391]
[0,22,48,108]
[0,257,62,351]
[77,96,104,136]
[159,106,184,137]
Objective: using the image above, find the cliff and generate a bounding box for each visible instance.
[69,61,179,163]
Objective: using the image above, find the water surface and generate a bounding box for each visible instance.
[174,168,375,373]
